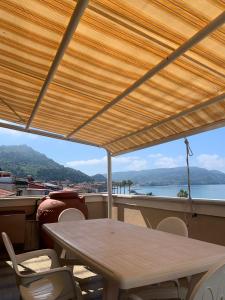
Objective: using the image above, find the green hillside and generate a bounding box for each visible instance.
[0,145,91,183]
[111,167,225,185]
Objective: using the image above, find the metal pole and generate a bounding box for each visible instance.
[184,138,194,216]
[0,121,99,148]
[26,0,89,129]
[0,97,25,123]
[113,116,225,156]
[184,138,193,200]
[107,150,113,218]
[105,92,225,147]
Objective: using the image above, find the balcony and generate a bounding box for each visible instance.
[1,193,225,249]
[0,0,225,298]
[1,193,225,299]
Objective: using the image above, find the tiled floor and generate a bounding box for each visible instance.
[0,261,20,300]
[0,256,103,300]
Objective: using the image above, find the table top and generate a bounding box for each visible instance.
[44,219,225,289]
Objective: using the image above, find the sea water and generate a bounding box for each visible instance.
[122,184,225,200]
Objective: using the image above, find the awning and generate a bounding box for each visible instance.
[0,0,224,155]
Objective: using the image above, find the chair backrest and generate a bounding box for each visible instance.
[156,217,188,237]
[1,232,20,275]
[189,260,225,300]
[58,208,85,223]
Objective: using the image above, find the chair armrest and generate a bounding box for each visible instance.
[20,266,73,284]
[17,249,59,268]
[20,266,80,297]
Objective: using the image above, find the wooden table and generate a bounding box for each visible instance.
[43,219,225,300]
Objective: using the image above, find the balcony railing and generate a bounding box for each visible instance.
[1,194,225,249]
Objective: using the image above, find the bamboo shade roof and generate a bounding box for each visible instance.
[0,0,225,155]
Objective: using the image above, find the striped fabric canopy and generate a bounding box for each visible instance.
[0,0,225,155]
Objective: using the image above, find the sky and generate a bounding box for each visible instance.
[0,126,225,175]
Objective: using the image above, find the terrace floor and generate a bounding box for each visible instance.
[0,255,103,300]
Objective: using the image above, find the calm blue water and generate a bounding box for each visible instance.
[120,185,225,200]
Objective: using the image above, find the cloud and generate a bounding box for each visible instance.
[112,156,148,171]
[66,153,188,174]
[147,153,225,171]
[66,152,225,175]
[66,156,107,168]
[154,155,184,168]
[148,153,185,168]
[66,155,148,174]
[196,154,225,171]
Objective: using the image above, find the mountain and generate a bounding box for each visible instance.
[0,145,93,183]
[91,174,106,182]
[111,167,225,185]
[1,145,224,185]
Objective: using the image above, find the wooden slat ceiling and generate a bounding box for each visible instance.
[0,0,225,155]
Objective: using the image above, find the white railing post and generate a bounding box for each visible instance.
[117,206,125,222]
[107,150,112,218]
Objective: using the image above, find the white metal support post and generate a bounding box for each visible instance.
[26,0,89,129]
[107,150,113,218]
[184,138,193,201]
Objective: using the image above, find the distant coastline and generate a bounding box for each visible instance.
[138,182,225,186]
[111,167,225,186]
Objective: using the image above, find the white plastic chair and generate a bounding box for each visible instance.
[126,218,189,300]
[189,260,225,300]
[58,208,85,261]
[156,217,188,297]
[1,232,82,300]
[156,217,188,237]
[58,208,85,223]
[58,208,103,297]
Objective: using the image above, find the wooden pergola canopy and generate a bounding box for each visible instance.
[0,0,225,156]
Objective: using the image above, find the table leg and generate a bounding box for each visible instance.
[103,279,120,300]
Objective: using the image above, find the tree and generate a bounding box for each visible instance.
[112,181,119,194]
[127,180,133,194]
[119,182,122,194]
[112,181,116,194]
[122,180,127,194]
[177,189,188,198]
[146,192,153,196]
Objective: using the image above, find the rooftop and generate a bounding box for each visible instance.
[0,189,15,197]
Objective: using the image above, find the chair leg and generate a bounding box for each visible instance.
[75,281,83,300]
[61,249,66,259]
